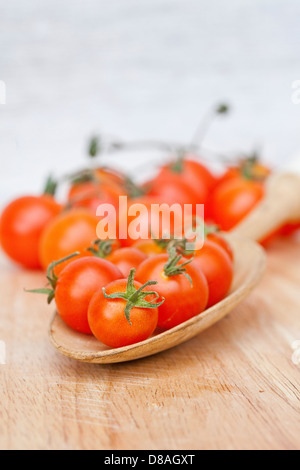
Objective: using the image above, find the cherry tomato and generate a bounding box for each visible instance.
[118,196,194,247]
[216,158,270,187]
[152,158,216,204]
[106,247,148,278]
[55,257,122,334]
[95,167,127,190]
[136,253,209,330]
[88,271,160,348]
[39,209,99,274]
[68,182,117,204]
[191,240,234,308]
[133,239,167,257]
[118,196,157,247]
[0,195,61,269]
[280,221,300,237]
[211,178,265,231]
[68,179,126,214]
[183,220,234,261]
[206,232,234,261]
[147,176,202,206]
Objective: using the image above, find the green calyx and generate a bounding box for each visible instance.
[155,236,175,250]
[238,151,269,182]
[163,246,194,286]
[165,223,220,257]
[241,154,259,180]
[26,252,80,304]
[87,239,116,258]
[102,268,165,325]
[168,238,194,257]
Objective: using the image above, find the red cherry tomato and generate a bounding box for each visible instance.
[206,232,234,261]
[147,176,202,206]
[118,196,154,247]
[133,239,167,257]
[211,178,265,231]
[152,158,216,204]
[94,167,127,191]
[118,196,195,247]
[88,275,159,348]
[106,247,148,278]
[0,195,61,269]
[68,181,123,213]
[216,159,271,187]
[136,254,209,330]
[191,240,234,308]
[280,221,300,236]
[39,209,99,274]
[55,257,122,334]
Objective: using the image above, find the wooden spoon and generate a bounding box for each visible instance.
[49,172,300,364]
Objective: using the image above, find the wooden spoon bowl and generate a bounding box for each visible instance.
[49,235,266,364]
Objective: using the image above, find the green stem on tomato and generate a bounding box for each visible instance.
[43,175,58,196]
[163,246,194,286]
[87,240,116,258]
[102,268,165,325]
[26,252,80,304]
[189,103,230,152]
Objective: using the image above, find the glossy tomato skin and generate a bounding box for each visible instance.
[68,181,124,213]
[147,177,202,206]
[94,167,127,190]
[118,195,195,247]
[106,247,148,278]
[153,159,216,204]
[39,209,99,274]
[207,232,234,261]
[133,239,167,257]
[211,178,264,231]
[191,240,233,308]
[118,196,157,247]
[0,195,61,269]
[88,279,158,348]
[135,254,209,330]
[280,221,300,236]
[216,162,270,188]
[55,257,122,334]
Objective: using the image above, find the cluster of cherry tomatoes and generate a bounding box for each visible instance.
[0,142,299,348]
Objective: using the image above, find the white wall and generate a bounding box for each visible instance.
[0,0,300,203]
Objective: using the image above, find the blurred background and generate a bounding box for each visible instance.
[0,0,300,203]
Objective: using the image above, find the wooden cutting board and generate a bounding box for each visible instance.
[0,237,300,450]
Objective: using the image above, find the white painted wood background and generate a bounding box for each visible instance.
[0,0,300,203]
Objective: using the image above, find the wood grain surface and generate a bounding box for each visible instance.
[0,237,300,450]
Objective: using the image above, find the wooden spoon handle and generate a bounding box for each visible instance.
[231,173,300,242]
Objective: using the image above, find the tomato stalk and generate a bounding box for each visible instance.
[26,252,80,304]
[87,135,175,158]
[43,175,58,196]
[189,102,230,152]
[102,268,165,325]
[167,103,230,173]
[87,239,116,258]
[239,153,269,181]
[163,246,194,286]
[165,223,221,257]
